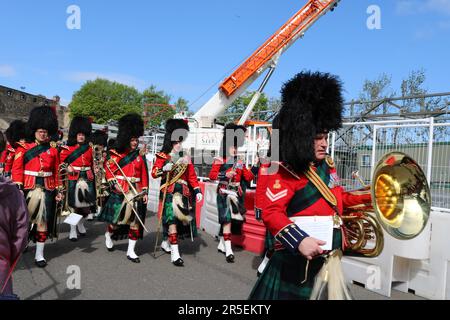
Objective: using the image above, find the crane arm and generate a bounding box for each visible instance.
[193,0,341,127]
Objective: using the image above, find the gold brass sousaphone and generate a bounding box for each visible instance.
[342,152,431,257]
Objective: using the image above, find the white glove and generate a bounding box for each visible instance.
[162,163,173,172]
[196,193,203,203]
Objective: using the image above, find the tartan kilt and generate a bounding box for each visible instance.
[161,183,198,239]
[67,171,95,208]
[217,192,244,235]
[26,180,58,241]
[249,229,342,300]
[264,231,275,253]
[97,192,146,240]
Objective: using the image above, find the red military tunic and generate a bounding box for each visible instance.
[105,149,149,194]
[4,143,16,175]
[254,161,272,219]
[59,144,95,181]
[0,144,9,173]
[151,152,200,195]
[259,158,371,254]
[209,157,254,183]
[12,141,61,191]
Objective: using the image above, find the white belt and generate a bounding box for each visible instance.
[116,176,141,183]
[72,166,91,171]
[25,170,53,177]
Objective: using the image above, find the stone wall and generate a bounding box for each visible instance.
[0,85,69,131]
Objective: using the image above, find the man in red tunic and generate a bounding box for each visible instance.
[12,106,63,268]
[60,116,95,241]
[151,119,202,267]
[1,120,27,179]
[209,123,254,263]
[249,71,372,300]
[98,113,149,263]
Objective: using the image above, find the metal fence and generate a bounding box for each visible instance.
[331,118,450,212]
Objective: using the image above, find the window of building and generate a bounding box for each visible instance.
[361,154,371,167]
[7,90,12,97]
[21,94,26,101]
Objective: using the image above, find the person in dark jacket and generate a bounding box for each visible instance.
[0,131,29,295]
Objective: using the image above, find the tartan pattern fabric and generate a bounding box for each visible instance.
[264,230,275,253]
[168,233,178,245]
[249,229,342,300]
[216,193,230,224]
[26,178,58,241]
[62,144,89,165]
[286,161,330,216]
[128,228,140,240]
[36,231,47,243]
[24,144,50,165]
[97,192,124,224]
[161,182,198,240]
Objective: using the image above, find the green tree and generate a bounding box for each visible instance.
[142,85,174,128]
[69,78,142,124]
[218,91,269,123]
[174,97,191,115]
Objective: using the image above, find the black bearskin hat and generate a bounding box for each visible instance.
[220,123,247,158]
[115,113,144,152]
[161,119,190,154]
[90,130,108,147]
[27,106,58,142]
[67,116,92,146]
[5,120,27,146]
[107,138,116,151]
[278,71,343,173]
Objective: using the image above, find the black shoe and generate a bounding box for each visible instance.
[172,258,184,267]
[79,233,86,237]
[162,248,171,254]
[226,254,235,263]
[218,249,226,255]
[107,247,114,252]
[69,237,78,242]
[127,256,140,263]
[257,271,261,277]
[35,260,47,268]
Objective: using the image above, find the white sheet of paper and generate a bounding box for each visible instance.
[291,216,334,251]
[64,213,83,226]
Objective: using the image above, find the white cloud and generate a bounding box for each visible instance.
[0,64,16,77]
[64,71,146,90]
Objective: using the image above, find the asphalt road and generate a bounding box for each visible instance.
[11,212,424,300]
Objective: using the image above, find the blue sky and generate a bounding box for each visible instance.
[1,0,450,112]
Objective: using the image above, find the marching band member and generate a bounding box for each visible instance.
[249,71,372,300]
[151,119,202,267]
[209,123,254,263]
[12,106,63,268]
[254,115,279,276]
[1,120,27,179]
[89,129,109,220]
[59,116,95,241]
[98,113,149,263]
